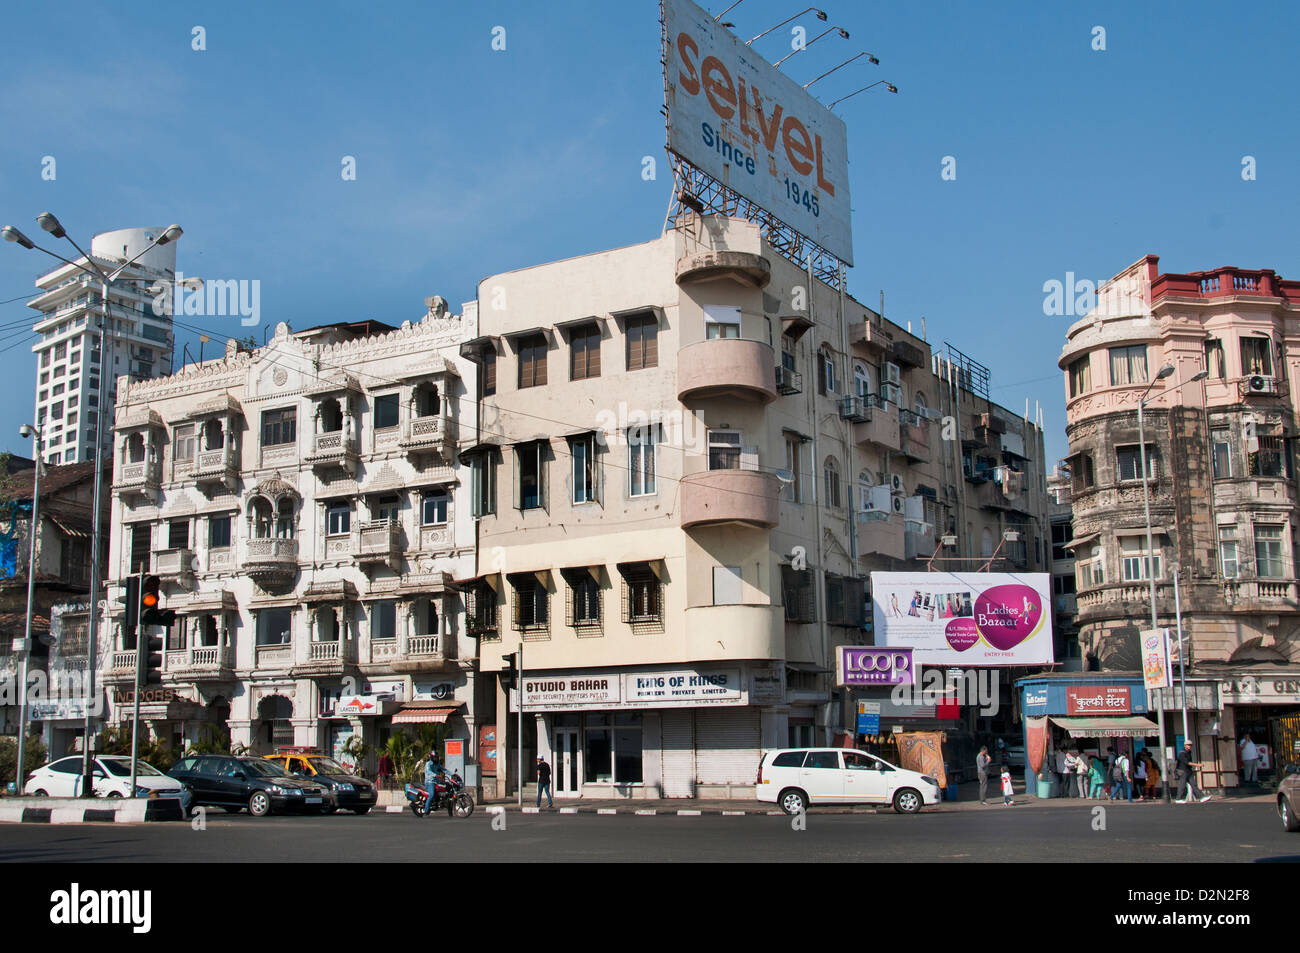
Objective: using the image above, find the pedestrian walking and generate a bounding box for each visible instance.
[1110,751,1132,801]
[1054,747,1068,796]
[1238,735,1260,784]
[977,746,991,805]
[1143,751,1160,800]
[1063,749,1078,799]
[1075,750,1090,798]
[376,752,394,791]
[1089,755,1106,799]
[1134,750,1147,800]
[1001,765,1014,806]
[535,756,553,808]
[1174,742,1211,803]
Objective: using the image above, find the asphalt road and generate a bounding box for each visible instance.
[2,800,1296,863]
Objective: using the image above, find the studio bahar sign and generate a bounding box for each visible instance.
[522,667,745,711]
[871,571,1054,667]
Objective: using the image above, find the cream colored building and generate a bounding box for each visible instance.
[98,302,480,769]
[462,215,1049,799]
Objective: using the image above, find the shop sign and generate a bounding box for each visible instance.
[365,680,406,700]
[523,675,621,710]
[836,646,914,686]
[1023,687,1050,715]
[625,668,742,706]
[414,681,457,701]
[1219,676,1300,705]
[338,695,381,716]
[749,665,785,705]
[30,698,89,720]
[113,687,187,706]
[1066,686,1130,716]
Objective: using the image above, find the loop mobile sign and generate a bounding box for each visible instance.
[662,0,854,266]
[870,571,1055,667]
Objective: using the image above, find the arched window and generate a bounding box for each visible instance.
[249,497,273,539]
[913,392,928,418]
[823,456,842,508]
[854,362,872,400]
[276,497,296,539]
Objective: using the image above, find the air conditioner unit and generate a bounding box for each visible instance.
[891,474,904,494]
[1247,376,1278,395]
[883,361,901,386]
[892,495,904,513]
[881,382,901,406]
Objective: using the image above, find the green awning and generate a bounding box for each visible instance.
[1049,716,1160,739]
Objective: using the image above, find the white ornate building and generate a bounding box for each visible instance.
[98,301,480,768]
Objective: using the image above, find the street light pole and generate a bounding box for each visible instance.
[1138,365,1208,804]
[3,215,182,797]
[14,425,43,795]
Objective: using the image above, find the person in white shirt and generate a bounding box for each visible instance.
[1063,750,1078,798]
[1239,735,1260,783]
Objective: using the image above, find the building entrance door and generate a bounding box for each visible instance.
[554,728,580,797]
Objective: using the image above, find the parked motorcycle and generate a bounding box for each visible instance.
[405,773,474,818]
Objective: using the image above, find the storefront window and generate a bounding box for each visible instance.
[583,712,642,784]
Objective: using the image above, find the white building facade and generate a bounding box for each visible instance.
[98,302,480,770]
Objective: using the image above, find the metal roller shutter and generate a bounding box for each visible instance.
[695,708,761,785]
[661,709,694,798]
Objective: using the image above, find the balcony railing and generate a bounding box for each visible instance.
[357,521,400,562]
[400,414,457,455]
[116,460,161,495]
[154,548,194,576]
[407,634,442,656]
[306,430,358,466]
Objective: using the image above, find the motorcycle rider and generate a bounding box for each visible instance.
[422,750,448,816]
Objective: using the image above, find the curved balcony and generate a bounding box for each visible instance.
[682,604,783,662]
[681,468,780,529]
[245,537,300,591]
[675,250,770,288]
[677,339,777,404]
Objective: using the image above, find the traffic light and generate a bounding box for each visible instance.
[119,576,141,636]
[142,628,165,685]
[139,575,176,627]
[500,652,517,689]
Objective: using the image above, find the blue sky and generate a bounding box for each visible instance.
[2,0,1298,465]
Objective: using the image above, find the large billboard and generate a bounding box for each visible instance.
[871,571,1055,667]
[663,0,853,265]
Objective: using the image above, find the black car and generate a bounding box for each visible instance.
[168,755,328,817]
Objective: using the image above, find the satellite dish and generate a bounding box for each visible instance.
[773,469,795,485]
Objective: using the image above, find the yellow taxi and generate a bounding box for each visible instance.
[263,747,377,815]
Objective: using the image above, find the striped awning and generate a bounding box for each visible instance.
[1050,716,1160,739]
[391,704,461,725]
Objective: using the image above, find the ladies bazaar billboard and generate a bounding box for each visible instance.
[663,0,853,265]
[871,572,1055,667]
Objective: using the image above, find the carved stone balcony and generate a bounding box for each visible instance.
[115,460,161,501]
[681,468,780,529]
[191,447,239,492]
[677,339,777,405]
[356,520,401,567]
[292,638,357,677]
[163,645,235,683]
[245,537,300,591]
[400,414,457,459]
[103,651,138,685]
[305,430,359,472]
[154,547,195,579]
[390,633,457,674]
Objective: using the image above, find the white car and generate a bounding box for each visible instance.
[755,748,943,815]
[25,755,191,811]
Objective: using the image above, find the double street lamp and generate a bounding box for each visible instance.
[1138,363,1208,803]
[4,214,182,796]
[12,424,42,795]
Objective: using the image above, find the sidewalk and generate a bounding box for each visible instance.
[466,786,1276,815]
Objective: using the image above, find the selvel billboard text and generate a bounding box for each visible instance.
[663,0,853,264]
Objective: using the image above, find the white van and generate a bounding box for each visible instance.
[755,748,942,815]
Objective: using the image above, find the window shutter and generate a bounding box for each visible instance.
[539,442,549,513]
[628,324,642,370]
[483,351,496,394]
[588,329,601,377]
[535,340,547,387]
[643,320,658,368]
[593,440,604,507]
[572,336,586,380]
[817,355,828,395]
